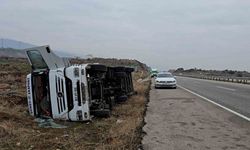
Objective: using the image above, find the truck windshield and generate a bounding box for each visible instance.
[27,50,48,70]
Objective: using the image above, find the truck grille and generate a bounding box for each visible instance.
[55,76,66,113]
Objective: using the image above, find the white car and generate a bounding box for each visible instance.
[155,72,177,89]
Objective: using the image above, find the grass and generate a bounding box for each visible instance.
[0,57,150,150]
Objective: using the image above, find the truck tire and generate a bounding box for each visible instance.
[89,64,107,72]
[114,67,125,72]
[115,72,127,78]
[125,67,134,72]
[116,95,128,102]
[91,109,111,117]
[106,97,115,110]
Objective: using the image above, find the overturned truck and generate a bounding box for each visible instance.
[25,46,134,121]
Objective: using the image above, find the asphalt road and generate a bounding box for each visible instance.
[176,76,250,118]
[142,80,250,150]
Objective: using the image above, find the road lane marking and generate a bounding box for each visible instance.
[216,86,236,91]
[178,85,250,122]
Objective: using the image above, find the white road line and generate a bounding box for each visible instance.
[216,86,236,91]
[178,85,250,122]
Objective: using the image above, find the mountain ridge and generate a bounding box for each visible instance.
[0,38,72,57]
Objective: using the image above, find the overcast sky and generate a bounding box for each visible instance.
[1,0,250,71]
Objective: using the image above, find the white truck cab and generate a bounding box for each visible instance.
[26,46,92,121]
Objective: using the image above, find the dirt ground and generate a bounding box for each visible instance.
[0,57,150,150]
[142,83,250,150]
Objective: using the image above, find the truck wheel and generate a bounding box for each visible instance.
[125,67,134,72]
[106,98,115,110]
[89,64,107,72]
[116,95,128,102]
[101,109,111,117]
[115,72,127,78]
[114,67,125,72]
[91,109,111,117]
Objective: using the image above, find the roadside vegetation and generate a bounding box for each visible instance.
[0,57,150,150]
[173,67,250,78]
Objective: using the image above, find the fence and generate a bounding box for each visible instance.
[176,74,250,84]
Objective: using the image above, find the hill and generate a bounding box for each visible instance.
[0,38,72,57]
[0,48,26,58]
[0,47,72,58]
[0,38,35,49]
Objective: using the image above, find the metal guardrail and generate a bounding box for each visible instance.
[176,74,250,84]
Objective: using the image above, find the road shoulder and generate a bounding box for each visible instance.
[142,85,250,150]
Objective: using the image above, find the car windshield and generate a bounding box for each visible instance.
[157,74,173,78]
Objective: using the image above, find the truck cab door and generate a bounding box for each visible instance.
[25,45,69,72]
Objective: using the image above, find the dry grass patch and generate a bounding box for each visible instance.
[0,58,150,150]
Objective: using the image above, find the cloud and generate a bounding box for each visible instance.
[0,0,250,70]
